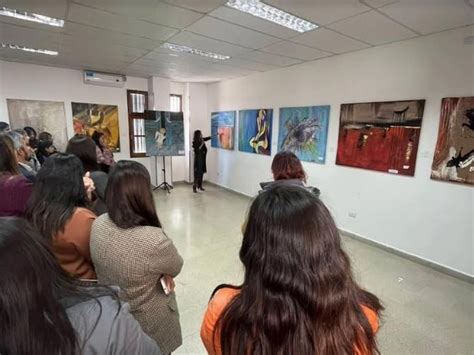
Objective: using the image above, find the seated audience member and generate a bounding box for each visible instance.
[23,126,41,171]
[0,134,32,217]
[92,131,115,173]
[0,121,10,132]
[91,161,183,354]
[67,134,108,215]
[201,185,383,355]
[0,217,162,354]
[9,131,36,182]
[26,153,97,279]
[261,151,320,196]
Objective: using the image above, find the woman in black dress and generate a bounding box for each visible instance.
[192,130,211,193]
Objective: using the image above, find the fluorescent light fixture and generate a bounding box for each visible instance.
[1,43,58,56]
[161,43,230,61]
[0,6,64,27]
[226,0,317,33]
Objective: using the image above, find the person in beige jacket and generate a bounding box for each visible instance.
[91,161,183,354]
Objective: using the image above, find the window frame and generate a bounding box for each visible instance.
[170,94,183,113]
[127,89,149,158]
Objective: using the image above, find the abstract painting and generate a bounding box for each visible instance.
[7,99,67,151]
[431,97,474,185]
[211,111,236,150]
[238,109,273,155]
[72,102,120,152]
[144,111,185,156]
[336,100,425,176]
[278,105,330,164]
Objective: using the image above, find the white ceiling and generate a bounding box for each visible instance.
[0,0,473,82]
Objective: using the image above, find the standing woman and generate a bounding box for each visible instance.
[192,130,211,193]
[0,134,32,217]
[201,185,383,355]
[91,161,183,354]
[26,153,97,280]
[92,131,116,173]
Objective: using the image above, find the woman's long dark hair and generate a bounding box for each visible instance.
[0,134,19,175]
[0,217,119,354]
[217,185,383,355]
[91,131,104,152]
[66,134,100,172]
[26,153,89,241]
[193,130,202,143]
[272,151,307,182]
[106,160,161,229]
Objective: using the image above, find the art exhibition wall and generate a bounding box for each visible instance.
[0,60,187,183]
[203,26,474,277]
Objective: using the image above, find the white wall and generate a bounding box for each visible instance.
[204,26,474,277]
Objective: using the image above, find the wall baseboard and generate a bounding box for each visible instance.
[341,229,473,284]
[207,181,473,284]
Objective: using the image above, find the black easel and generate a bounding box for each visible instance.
[153,155,173,193]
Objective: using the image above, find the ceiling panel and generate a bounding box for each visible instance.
[379,0,474,35]
[237,50,302,67]
[361,0,399,7]
[328,10,417,45]
[1,0,68,19]
[67,3,178,41]
[73,0,203,28]
[63,22,160,50]
[222,57,280,71]
[209,6,298,39]
[262,41,331,60]
[162,0,226,14]
[0,23,62,51]
[264,0,371,26]
[186,16,280,49]
[167,31,252,56]
[292,28,370,54]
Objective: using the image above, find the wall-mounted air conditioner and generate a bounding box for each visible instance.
[83,70,126,88]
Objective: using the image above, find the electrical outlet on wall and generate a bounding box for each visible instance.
[348,212,357,218]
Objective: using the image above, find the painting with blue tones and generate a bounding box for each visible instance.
[278,106,330,163]
[238,109,273,155]
[211,111,236,150]
[145,111,185,156]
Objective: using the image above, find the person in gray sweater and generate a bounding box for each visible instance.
[0,217,161,355]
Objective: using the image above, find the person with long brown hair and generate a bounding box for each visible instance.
[0,134,33,217]
[201,185,383,355]
[91,160,183,354]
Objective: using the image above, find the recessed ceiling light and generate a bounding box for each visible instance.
[0,6,64,27]
[161,43,230,61]
[226,0,317,33]
[1,43,58,56]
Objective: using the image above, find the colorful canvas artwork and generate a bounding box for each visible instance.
[336,100,425,176]
[72,102,120,152]
[431,97,474,185]
[144,111,185,156]
[278,106,330,164]
[238,109,273,155]
[7,99,67,151]
[211,111,236,150]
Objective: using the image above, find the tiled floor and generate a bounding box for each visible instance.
[154,183,473,355]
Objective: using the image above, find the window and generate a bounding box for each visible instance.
[127,90,148,157]
[170,94,182,113]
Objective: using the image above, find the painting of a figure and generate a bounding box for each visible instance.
[145,111,185,156]
[211,111,235,150]
[239,109,273,155]
[278,106,330,164]
[72,102,120,152]
[431,97,474,185]
[336,100,425,176]
[7,99,67,151]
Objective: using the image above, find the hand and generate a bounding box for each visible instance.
[83,172,95,201]
[161,275,176,293]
